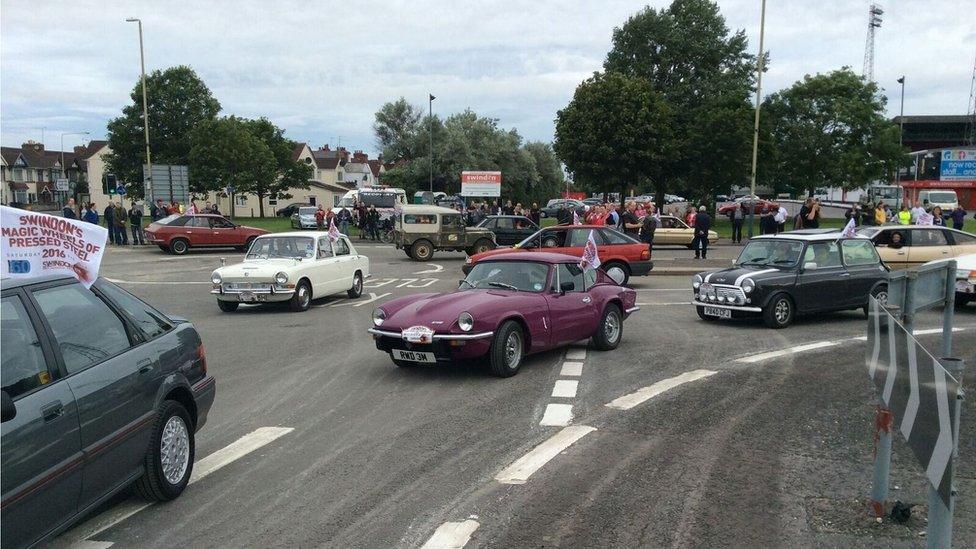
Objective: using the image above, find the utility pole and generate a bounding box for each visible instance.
[897,76,905,183]
[429,94,435,192]
[747,0,766,239]
[126,18,152,200]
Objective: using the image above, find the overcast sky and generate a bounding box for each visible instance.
[2,0,974,156]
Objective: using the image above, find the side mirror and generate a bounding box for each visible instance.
[560,281,575,294]
[458,279,466,288]
[803,262,818,271]
[1,391,16,423]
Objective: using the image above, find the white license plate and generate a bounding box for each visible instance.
[704,306,731,319]
[240,291,259,302]
[392,349,436,363]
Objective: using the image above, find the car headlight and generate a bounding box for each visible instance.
[458,312,474,332]
[372,308,386,326]
[211,272,222,285]
[465,257,472,264]
[741,278,755,293]
[693,273,702,289]
[275,272,289,285]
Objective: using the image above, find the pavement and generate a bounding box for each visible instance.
[44,240,976,548]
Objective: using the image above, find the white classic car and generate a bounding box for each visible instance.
[925,252,976,309]
[210,231,369,312]
[291,206,319,229]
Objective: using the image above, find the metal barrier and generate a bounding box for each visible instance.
[865,260,964,548]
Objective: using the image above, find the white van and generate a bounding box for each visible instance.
[337,187,407,220]
[918,190,959,211]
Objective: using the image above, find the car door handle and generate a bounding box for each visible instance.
[582,296,592,303]
[137,358,154,374]
[41,401,63,422]
[941,250,949,254]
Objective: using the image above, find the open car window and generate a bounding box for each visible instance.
[841,239,880,266]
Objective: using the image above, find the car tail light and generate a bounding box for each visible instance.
[641,249,650,260]
[197,344,208,375]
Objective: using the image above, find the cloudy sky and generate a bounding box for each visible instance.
[2,0,974,156]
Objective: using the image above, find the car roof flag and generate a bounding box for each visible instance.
[579,229,601,271]
[573,209,581,225]
[840,217,857,238]
[328,215,341,242]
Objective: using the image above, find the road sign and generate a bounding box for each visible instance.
[460,171,501,197]
[144,164,189,205]
[866,298,959,506]
[225,186,235,194]
[939,149,976,181]
[55,178,69,192]
[116,184,127,196]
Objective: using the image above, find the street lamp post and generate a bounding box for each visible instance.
[896,76,905,183]
[61,131,89,213]
[747,0,766,240]
[429,94,435,192]
[126,17,152,200]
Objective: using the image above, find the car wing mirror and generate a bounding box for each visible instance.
[560,281,575,294]
[1,391,16,423]
[803,262,818,271]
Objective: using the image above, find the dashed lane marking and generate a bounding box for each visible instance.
[495,425,597,485]
[735,341,838,364]
[852,326,965,342]
[606,370,717,410]
[65,427,294,546]
[420,519,480,549]
[539,404,574,427]
[551,379,579,398]
[560,361,583,376]
[328,292,391,308]
[565,348,587,361]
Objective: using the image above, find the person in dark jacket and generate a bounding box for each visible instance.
[365,205,380,241]
[529,203,541,225]
[692,205,712,259]
[128,202,145,245]
[950,205,966,230]
[113,201,129,245]
[62,198,77,219]
[556,204,572,225]
[83,203,99,225]
[150,198,165,221]
[104,202,116,244]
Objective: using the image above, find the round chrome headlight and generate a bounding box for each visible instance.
[372,308,386,326]
[458,312,474,332]
[693,273,702,289]
[741,278,755,293]
[274,271,289,285]
[211,272,222,285]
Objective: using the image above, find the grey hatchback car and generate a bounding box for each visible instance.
[1,275,215,548]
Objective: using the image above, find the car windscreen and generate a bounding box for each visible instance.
[298,207,317,216]
[359,192,398,208]
[735,239,805,267]
[461,261,550,292]
[246,236,315,259]
[515,227,547,248]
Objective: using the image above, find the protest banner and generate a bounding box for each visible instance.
[1,205,108,287]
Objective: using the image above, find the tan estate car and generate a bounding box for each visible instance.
[857,225,976,268]
[655,215,719,247]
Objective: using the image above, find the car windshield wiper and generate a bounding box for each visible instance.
[487,281,519,291]
[771,259,796,264]
[740,258,768,266]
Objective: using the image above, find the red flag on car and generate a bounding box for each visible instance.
[578,230,601,271]
[328,216,341,242]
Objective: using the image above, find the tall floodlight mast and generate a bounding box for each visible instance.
[863,4,883,82]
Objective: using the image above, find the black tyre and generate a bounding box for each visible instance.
[217,300,239,312]
[469,239,493,256]
[592,304,623,351]
[863,284,888,316]
[696,306,716,321]
[290,279,312,312]
[488,320,524,377]
[410,239,434,261]
[955,295,972,310]
[763,293,794,329]
[404,248,413,258]
[347,271,364,298]
[602,262,630,286]
[135,400,195,502]
[170,238,189,255]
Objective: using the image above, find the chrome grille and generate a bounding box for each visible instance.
[716,286,744,301]
[223,282,272,291]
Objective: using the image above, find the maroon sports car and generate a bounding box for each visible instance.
[368,252,639,377]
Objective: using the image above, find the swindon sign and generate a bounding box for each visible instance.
[460,171,501,197]
[1,206,107,287]
[939,149,976,181]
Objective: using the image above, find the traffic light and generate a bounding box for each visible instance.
[104,173,117,195]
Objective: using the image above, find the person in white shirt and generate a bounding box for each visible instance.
[774,205,788,233]
[910,200,926,223]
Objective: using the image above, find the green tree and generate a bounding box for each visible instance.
[554,71,673,205]
[106,65,221,196]
[374,98,423,161]
[188,117,276,217]
[241,117,313,212]
[602,0,756,205]
[522,142,565,203]
[761,68,904,196]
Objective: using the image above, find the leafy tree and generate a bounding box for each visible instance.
[523,142,566,203]
[761,68,904,196]
[106,65,221,196]
[241,117,313,211]
[374,98,423,161]
[601,0,756,205]
[188,117,276,216]
[554,71,673,205]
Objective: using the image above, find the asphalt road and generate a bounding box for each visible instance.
[45,240,976,548]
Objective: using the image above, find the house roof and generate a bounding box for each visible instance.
[311,149,345,169]
[0,140,108,169]
[367,159,382,177]
[292,142,309,162]
[308,180,351,193]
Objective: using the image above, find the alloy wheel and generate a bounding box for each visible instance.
[775,299,791,324]
[160,415,190,485]
[604,310,620,343]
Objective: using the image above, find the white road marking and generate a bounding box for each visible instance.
[495,425,596,484]
[104,277,211,285]
[854,327,964,342]
[414,263,444,275]
[329,292,391,307]
[565,348,587,361]
[734,341,838,364]
[560,361,583,376]
[67,427,294,544]
[551,379,579,398]
[539,403,574,427]
[420,519,480,549]
[606,369,717,410]
[68,540,115,548]
[636,302,692,306]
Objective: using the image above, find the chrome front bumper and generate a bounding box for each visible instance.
[690,300,762,313]
[367,328,495,341]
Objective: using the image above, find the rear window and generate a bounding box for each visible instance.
[951,231,976,245]
[600,229,637,244]
[298,207,317,216]
[911,229,949,247]
[1,296,51,399]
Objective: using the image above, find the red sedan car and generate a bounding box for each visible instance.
[145,214,268,255]
[463,225,652,285]
[718,196,779,215]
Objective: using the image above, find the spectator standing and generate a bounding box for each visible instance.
[62,198,77,219]
[621,201,641,237]
[128,202,145,245]
[529,203,541,225]
[337,207,352,235]
[692,205,712,259]
[910,200,926,223]
[150,199,165,221]
[950,205,966,230]
[684,205,697,228]
[113,201,129,245]
[83,203,99,225]
[874,202,887,226]
[606,204,620,227]
[640,204,658,253]
[775,204,788,233]
[365,205,380,241]
[556,204,572,225]
[104,202,116,244]
[211,202,221,215]
[897,204,912,225]
[315,205,326,229]
[730,203,744,243]
[931,206,946,226]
